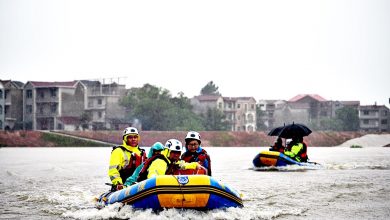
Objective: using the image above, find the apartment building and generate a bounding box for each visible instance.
[259,95,361,130]
[257,100,286,128]
[0,80,24,130]
[191,95,257,132]
[23,81,85,130]
[0,81,3,129]
[359,104,389,132]
[81,80,127,130]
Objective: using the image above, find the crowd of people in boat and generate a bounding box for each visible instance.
[268,136,308,162]
[107,126,310,191]
[108,127,212,191]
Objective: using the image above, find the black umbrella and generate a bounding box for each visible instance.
[267,124,285,136]
[277,122,312,139]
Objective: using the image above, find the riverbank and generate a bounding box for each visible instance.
[2,130,389,147]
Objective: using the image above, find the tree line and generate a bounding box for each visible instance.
[117,81,360,131]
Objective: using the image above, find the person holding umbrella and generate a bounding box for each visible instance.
[284,136,308,162]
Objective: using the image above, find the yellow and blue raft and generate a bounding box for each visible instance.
[97,175,243,210]
[252,151,320,168]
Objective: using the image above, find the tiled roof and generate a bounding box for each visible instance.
[194,95,222,101]
[29,81,78,88]
[289,94,327,102]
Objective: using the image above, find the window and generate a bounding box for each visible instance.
[237,104,241,109]
[98,99,102,105]
[251,104,255,110]
[51,104,57,113]
[26,105,32,114]
[27,90,32,98]
[363,110,369,115]
[50,88,57,97]
[218,102,222,109]
[363,119,369,124]
[381,119,388,125]
[0,105,2,114]
[98,111,102,118]
[39,91,44,99]
[0,90,2,99]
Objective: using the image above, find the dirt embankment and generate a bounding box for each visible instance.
[1,130,383,147]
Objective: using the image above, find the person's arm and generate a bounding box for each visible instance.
[147,159,168,179]
[284,144,302,158]
[108,148,124,185]
[124,163,143,186]
[176,160,198,169]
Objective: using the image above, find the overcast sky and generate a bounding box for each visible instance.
[1,0,389,107]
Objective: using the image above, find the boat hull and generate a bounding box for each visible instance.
[252,151,315,167]
[97,175,243,210]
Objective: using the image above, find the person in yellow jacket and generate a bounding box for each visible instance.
[108,127,146,191]
[284,137,304,162]
[136,139,205,182]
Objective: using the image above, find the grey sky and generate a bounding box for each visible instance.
[1,0,389,107]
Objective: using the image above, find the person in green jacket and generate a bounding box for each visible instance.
[284,136,305,162]
[124,142,164,186]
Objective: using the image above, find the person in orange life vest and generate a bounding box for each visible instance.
[181,131,212,176]
[284,136,306,162]
[136,139,202,182]
[298,136,309,162]
[269,137,285,153]
[108,127,146,191]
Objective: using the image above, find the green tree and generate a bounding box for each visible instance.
[335,106,360,131]
[121,84,204,131]
[79,111,92,130]
[200,81,221,95]
[202,107,228,131]
[256,105,267,131]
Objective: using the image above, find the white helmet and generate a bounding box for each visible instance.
[123,127,139,136]
[286,139,293,145]
[185,131,201,143]
[165,139,183,152]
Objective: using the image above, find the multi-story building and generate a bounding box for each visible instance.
[223,97,256,131]
[0,80,24,130]
[359,104,389,132]
[81,80,127,130]
[259,95,360,130]
[0,81,4,130]
[257,100,286,128]
[23,81,85,130]
[191,95,256,132]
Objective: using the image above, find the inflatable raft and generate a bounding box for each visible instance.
[252,151,320,168]
[96,175,243,210]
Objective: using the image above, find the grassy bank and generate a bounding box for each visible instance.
[1,130,374,147]
[0,131,111,147]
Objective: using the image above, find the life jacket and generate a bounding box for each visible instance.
[112,146,146,183]
[136,154,170,183]
[299,142,308,162]
[181,149,212,176]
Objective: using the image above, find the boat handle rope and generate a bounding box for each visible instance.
[172,175,186,205]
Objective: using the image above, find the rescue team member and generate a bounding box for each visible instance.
[124,142,164,186]
[136,139,204,182]
[108,127,146,191]
[269,137,285,153]
[283,136,308,162]
[181,131,212,176]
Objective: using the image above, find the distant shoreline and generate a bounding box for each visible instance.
[2,130,389,147]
